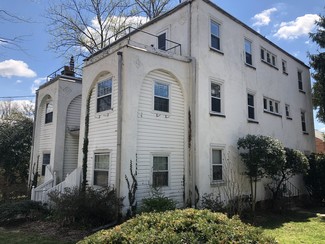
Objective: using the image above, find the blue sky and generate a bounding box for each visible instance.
[0,0,324,131]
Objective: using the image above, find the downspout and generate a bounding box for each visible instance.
[28,90,39,189]
[116,51,123,200]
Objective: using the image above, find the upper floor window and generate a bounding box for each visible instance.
[158,32,167,50]
[247,93,255,120]
[282,60,288,74]
[45,101,53,124]
[42,153,50,176]
[261,48,277,68]
[301,111,307,133]
[285,104,291,118]
[154,82,169,112]
[211,82,222,114]
[153,156,169,187]
[244,39,252,65]
[211,149,223,182]
[264,97,280,115]
[210,20,220,50]
[298,70,303,91]
[97,79,112,113]
[94,152,109,187]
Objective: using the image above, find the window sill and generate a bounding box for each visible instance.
[210,47,224,55]
[283,71,289,76]
[263,110,282,117]
[247,119,259,124]
[299,89,306,94]
[245,63,256,70]
[210,112,226,118]
[303,132,309,135]
[211,180,225,186]
[286,117,293,120]
[261,59,279,70]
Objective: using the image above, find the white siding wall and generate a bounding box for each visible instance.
[136,70,185,205]
[87,75,118,187]
[63,95,82,177]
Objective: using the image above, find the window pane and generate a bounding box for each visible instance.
[210,21,219,37]
[286,105,290,117]
[94,171,108,187]
[269,101,273,112]
[248,107,255,119]
[261,49,265,60]
[46,102,53,113]
[42,154,50,176]
[153,157,168,171]
[245,40,252,64]
[154,83,169,98]
[211,36,220,50]
[211,20,220,50]
[212,150,221,165]
[97,95,112,112]
[97,79,112,97]
[247,94,254,106]
[211,97,221,113]
[153,172,168,187]
[45,112,53,124]
[158,33,166,50]
[211,83,220,98]
[95,154,109,170]
[246,53,252,65]
[263,98,267,109]
[275,103,279,113]
[212,165,222,181]
[154,97,169,112]
[272,56,276,66]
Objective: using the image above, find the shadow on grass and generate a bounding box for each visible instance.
[251,208,324,230]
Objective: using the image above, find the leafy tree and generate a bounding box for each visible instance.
[309,13,325,123]
[237,135,285,211]
[0,103,33,201]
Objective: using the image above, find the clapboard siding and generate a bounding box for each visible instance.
[63,95,81,177]
[87,78,118,187]
[137,70,185,205]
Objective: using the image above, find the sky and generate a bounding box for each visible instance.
[0,0,324,131]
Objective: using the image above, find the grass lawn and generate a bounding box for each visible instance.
[254,208,325,243]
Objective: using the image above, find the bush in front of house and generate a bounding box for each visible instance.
[138,188,176,213]
[79,208,276,244]
[0,200,48,225]
[48,187,123,227]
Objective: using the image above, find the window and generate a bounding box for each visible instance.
[263,97,280,115]
[211,82,222,114]
[247,93,255,120]
[94,153,109,187]
[97,79,112,112]
[210,20,220,50]
[42,153,50,176]
[45,101,53,124]
[154,82,169,112]
[298,71,303,91]
[261,47,277,67]
[282,60,287,74]
[301,111,307,133]
[158,32,167,50]
[244,39,252,65]
[211,149,222,181]
[285,104,291,118]
[153,156,168,187]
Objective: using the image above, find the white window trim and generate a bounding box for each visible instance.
[285,104,292,119]
[96,78,113,114]
[247,91,257,122]
[282,59,288,74]
[298,70,304,92]
[261,47,277,68]
[93,151,111,187]
[151,153,170,188]
[244,38,253,66]
[210,144,225,185]
[152,80,171,115]
[209,17,222,52]
[263,97,281,116]
[210,78,225,116]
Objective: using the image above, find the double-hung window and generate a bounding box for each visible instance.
[154,82,169,112]
[247,93,255,120]
[263,97,280,115]
[211,82,222,114]
[158,32,167,51]
[42,153,50,176]
[152,156,168,187]
[94,153,109,187]
[97,79,112,112]
[261,47,277,68]
[298,71,303,91]
[244,39,253,65]
[282,60,288,74]
[210,20,220,50]
[301,111,307,133]
[285,104,291,118]
[211,149,222,182]
[45,101,53,124]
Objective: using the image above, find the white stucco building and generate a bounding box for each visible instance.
[30,0,315,207]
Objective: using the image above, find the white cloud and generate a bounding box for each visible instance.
[252,8,277,27]
[0,59,37,78]
[31,77,47,94]
[273,14,320,40]
[16,79,23,84]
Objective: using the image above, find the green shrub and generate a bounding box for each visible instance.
[79,208,276,243]
[139,188,176,213]
[48,187,123,227]
[200,193,224,212]
[0,200,47,225]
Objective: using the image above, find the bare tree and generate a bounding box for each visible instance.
[134,0,175,19]
[46,0,146,59]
